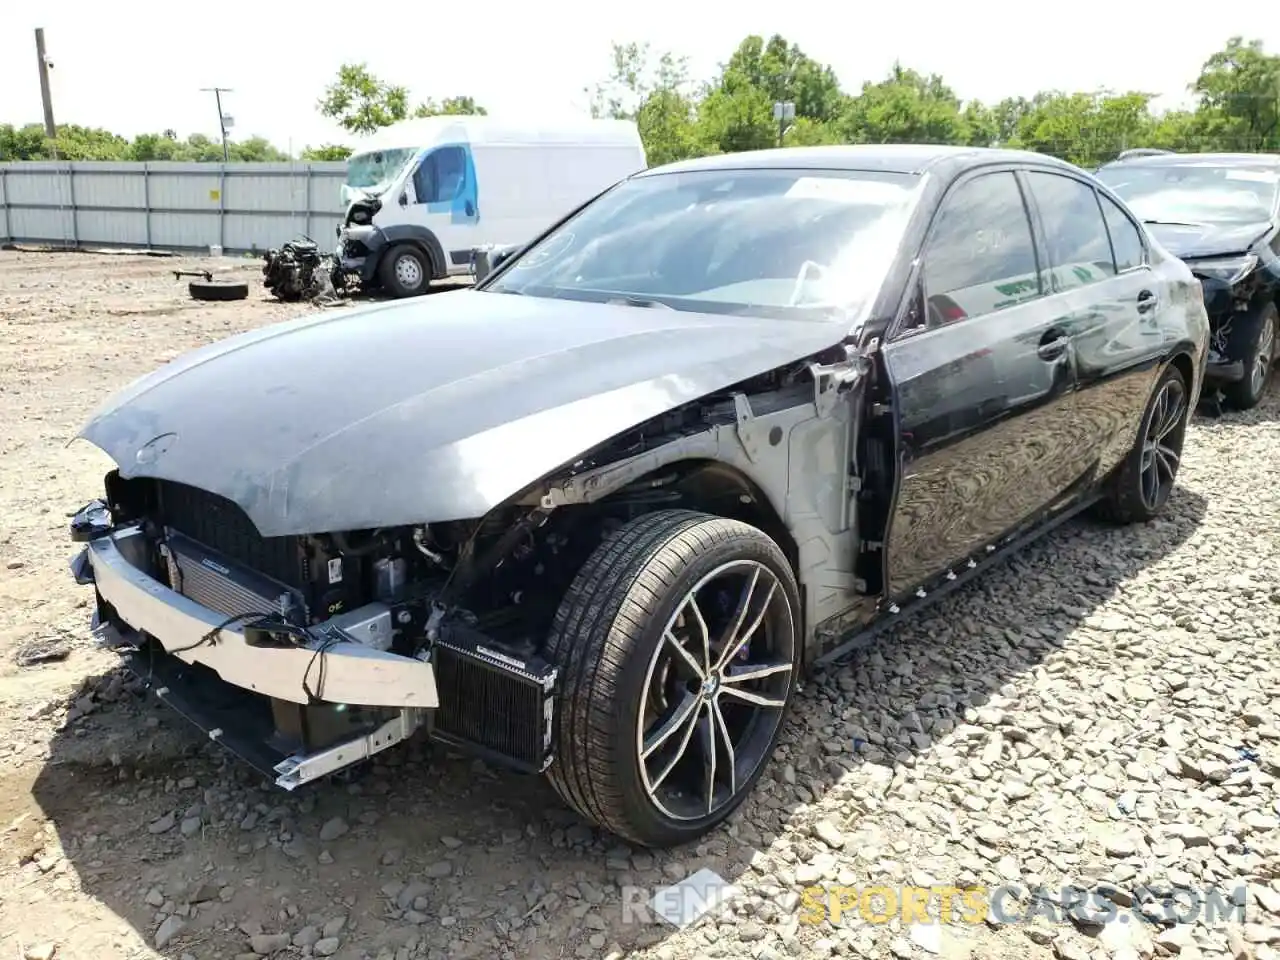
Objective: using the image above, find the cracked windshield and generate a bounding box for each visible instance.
[487,168,921,321]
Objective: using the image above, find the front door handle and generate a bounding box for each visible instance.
[1137,289,1159,313]
[1037,327,1070,361]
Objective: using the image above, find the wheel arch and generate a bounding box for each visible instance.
[596,458,798,576]
[367,225,447,281]
[593,456,806,633]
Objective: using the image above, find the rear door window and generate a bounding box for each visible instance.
[1097,192,1146,272]
[1024,171,1117,291]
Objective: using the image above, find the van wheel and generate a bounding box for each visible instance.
[379,245,429,298]
[544,510,801,848]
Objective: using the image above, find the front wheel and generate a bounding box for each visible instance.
[544,510,801,848]
[1221,302,1277,410]
[1093,363,1189,524]
[378,245,430,298]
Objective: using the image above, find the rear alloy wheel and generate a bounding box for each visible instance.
[379,245,430,298]
[544,510,800,848]
[1094,364,1189,524]
[1222,302,1277,410]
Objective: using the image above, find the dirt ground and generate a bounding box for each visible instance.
[0,250,1276,960]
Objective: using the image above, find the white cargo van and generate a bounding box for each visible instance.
[335,116,647,297]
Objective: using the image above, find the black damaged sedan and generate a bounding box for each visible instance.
[1095,151,1280,410]
[68,145,1208,848]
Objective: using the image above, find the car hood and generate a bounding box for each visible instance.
[1143,219,1274,260]
[78,290,843,536]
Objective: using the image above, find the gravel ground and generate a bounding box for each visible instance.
[0,249,1277,960]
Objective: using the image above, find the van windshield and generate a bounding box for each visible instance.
[485,167,922,322]
[345,148,419,192]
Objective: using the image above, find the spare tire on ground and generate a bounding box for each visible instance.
[189,278,249,301]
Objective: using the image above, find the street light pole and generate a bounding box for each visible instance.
[34,28,57,141]
[773,101,795,148]
[201,87,233,161]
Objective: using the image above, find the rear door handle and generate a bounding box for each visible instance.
[1037,327,1070,361]
[1137,289,1159,313]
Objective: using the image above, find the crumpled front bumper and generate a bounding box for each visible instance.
[70,518,438,711]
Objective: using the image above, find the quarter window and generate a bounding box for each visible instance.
[919,171,1041,328]
[1098,192,1145,272]
[1024,171,1116,291]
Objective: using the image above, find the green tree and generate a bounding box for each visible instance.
[1008,91,1157,167]
[301,144,354,161]
[840,65,971,145]
[1190,36,1280,151]
[319,63,487,135]
[587,42,701,166]
[228,136,289,162]
[0,123,57,160]
[696,35,847,155]
[319,63,413,134]
[415,95,488,117]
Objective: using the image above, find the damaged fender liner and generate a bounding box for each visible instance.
[84,525,438,709]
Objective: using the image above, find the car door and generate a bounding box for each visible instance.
[1020,169,1167,480]
[878,168,1085,601]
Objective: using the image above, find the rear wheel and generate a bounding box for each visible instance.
[544,510,801,848]
[1221,301,1277,410]
[378,245,430,298]
[1094,363,1189,524]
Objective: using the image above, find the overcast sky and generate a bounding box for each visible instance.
[2,2,1273,152]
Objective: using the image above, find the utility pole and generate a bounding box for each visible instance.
[35,28,56,140]
[773,101,795,148]
[201,87,233,161]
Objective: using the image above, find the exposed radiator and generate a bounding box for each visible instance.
[430,624,557,773]
[160,530,306,624]
[152,479,304,590]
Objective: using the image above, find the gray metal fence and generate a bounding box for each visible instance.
[0,160,350,254]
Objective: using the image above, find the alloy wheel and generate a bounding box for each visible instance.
[1253,315,1276,398]
[636,559,795,822]
[1138,377,1187,512]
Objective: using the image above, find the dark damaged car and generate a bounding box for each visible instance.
[1095,151,1280,409]
[68,145,1208,848]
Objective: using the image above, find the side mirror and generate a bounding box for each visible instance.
[471,243,522,283]
[398,191,408,207]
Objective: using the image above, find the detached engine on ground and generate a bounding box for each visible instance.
[262,239,343,302]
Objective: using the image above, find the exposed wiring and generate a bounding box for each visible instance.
[167,611,274,655]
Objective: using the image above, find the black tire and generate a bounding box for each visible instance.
[378,245,430,298]
[544,509,801,848]
[1221,302,1278,410]
[1094,363,1189,524]
[188,279,248,301]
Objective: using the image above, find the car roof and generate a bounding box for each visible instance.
[1099,151,1280,170]
[634,144,1084,177]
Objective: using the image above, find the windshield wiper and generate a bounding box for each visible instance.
[1142,218,1205,227]
[608,296,673,310]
